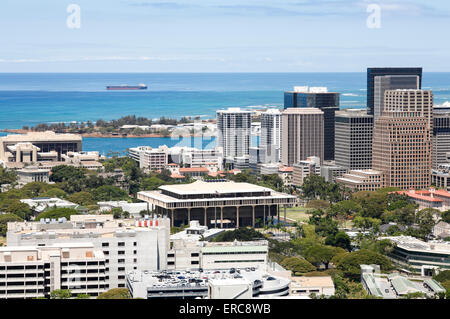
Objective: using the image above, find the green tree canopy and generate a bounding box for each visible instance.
[97,288,131,299]
[303,244,346,269]
[67,191,96,206]
[50,289,72,299]
[91,185,129,201]
[335,249,393,281]
[280,257,316,274]
[213,228,265,242]
[0,213,23,236]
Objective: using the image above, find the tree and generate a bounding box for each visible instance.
[280,257,316,274]
[414,208,437,240]
[36,208,79,221]
[353,216,382,233]
[140,176,166,191]
[41,188,68,199]
[303,245,345,269]
[50,289,72,299]
[213,228,265,242]
[335,249,393,281]
[0,167,17,185]
[0,213,23,236]
[441,210,450,223]
[92,185,129,201]
[75,294,90,299]
[352,191,387,219]
[326,232,352,251]
[332,273,370,299]
[97,288,131,299]
[67,191,96,206]
[50,165,86,183]
[327,200,362,227]
[5,201,32,220]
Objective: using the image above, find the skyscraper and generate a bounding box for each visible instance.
[373,75,420,121]
[216,107,252,162]
[335,109,373,170]
[372,89,433,190]
[432,105,450,169]
[284,86,339,161]
[367,67,422,116]
[260,108,282,163]
[281,108,324,167]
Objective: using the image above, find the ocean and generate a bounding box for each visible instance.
[1,72,449,154]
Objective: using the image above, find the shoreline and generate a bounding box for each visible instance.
[0,129,213,139]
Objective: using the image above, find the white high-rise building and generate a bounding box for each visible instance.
[6,215,170,289]
[216,108,252,161]
[260,109,282,163]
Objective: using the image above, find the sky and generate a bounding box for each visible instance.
[0,0,449,72]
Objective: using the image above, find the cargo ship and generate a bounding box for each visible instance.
[106,84,148,90]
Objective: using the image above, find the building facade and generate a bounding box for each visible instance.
[372,90,433,190]
[260,109,282,163]
[137,180,296,228]
[128,146,169,170]
[292,157,321,187]
[366,67,423,116]
[281,108,324,167]
[336,169,385,192]
[335,109,373,170]
[284,87,339,161]
[6,215,170,289]
[216,108,252,160]
[0,243,106,299]
[432,106,450,169]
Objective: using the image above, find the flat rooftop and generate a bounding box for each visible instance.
[158,180,273,196]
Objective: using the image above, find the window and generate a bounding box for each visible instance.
[118,267,125,272]
[133,242,137,247]
[118,259,125,264]
[102,243,109,247]
[118,242,125,247]
[118,251,125,255]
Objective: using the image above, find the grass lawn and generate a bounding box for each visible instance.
[283,207,314,223]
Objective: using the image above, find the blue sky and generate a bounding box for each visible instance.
[0,0,449,72]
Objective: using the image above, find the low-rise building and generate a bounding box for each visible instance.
[381,236,450,275]
[290,276,335,297]
[97,201,152,218]
[17,167,50,184]
[0,243,106,299]
[126,267,290,299]
[320,165,348,183]
[433,221,450,239]
[336,169,385,191]
[128,146,169,170]
[20,197,79,213]
[292,157,321,187]
[6,215,170,289]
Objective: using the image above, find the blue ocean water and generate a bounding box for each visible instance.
[1,72,449,154]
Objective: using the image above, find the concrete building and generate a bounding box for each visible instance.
[372,90,433,190]
[260,109,282,162]
[432,106,450,169]
[281,108,324,167]
[336,169,385,192]
[97,201,152,218]
[360,264,398,299]
[381,236,450,275]
[20,197,80,214]
[335,109,373,170]
[216,108,252,161]
[433,221,450,239]
[167,146,224,169]
[367,67,423,116]
[0,243,106,299]
[292,157,321,187]
[126,267,290,299]
[168,239,268,271]
[137,180,297,228]
[128,145,169,170]
[432,164,450,191]
[16,167,50,184]
[284,86,339,161]
[290,276,335,297]
[6,215,170,289]
[0,131,82,164]
[320,165,348,183]
[373,75,420,121]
